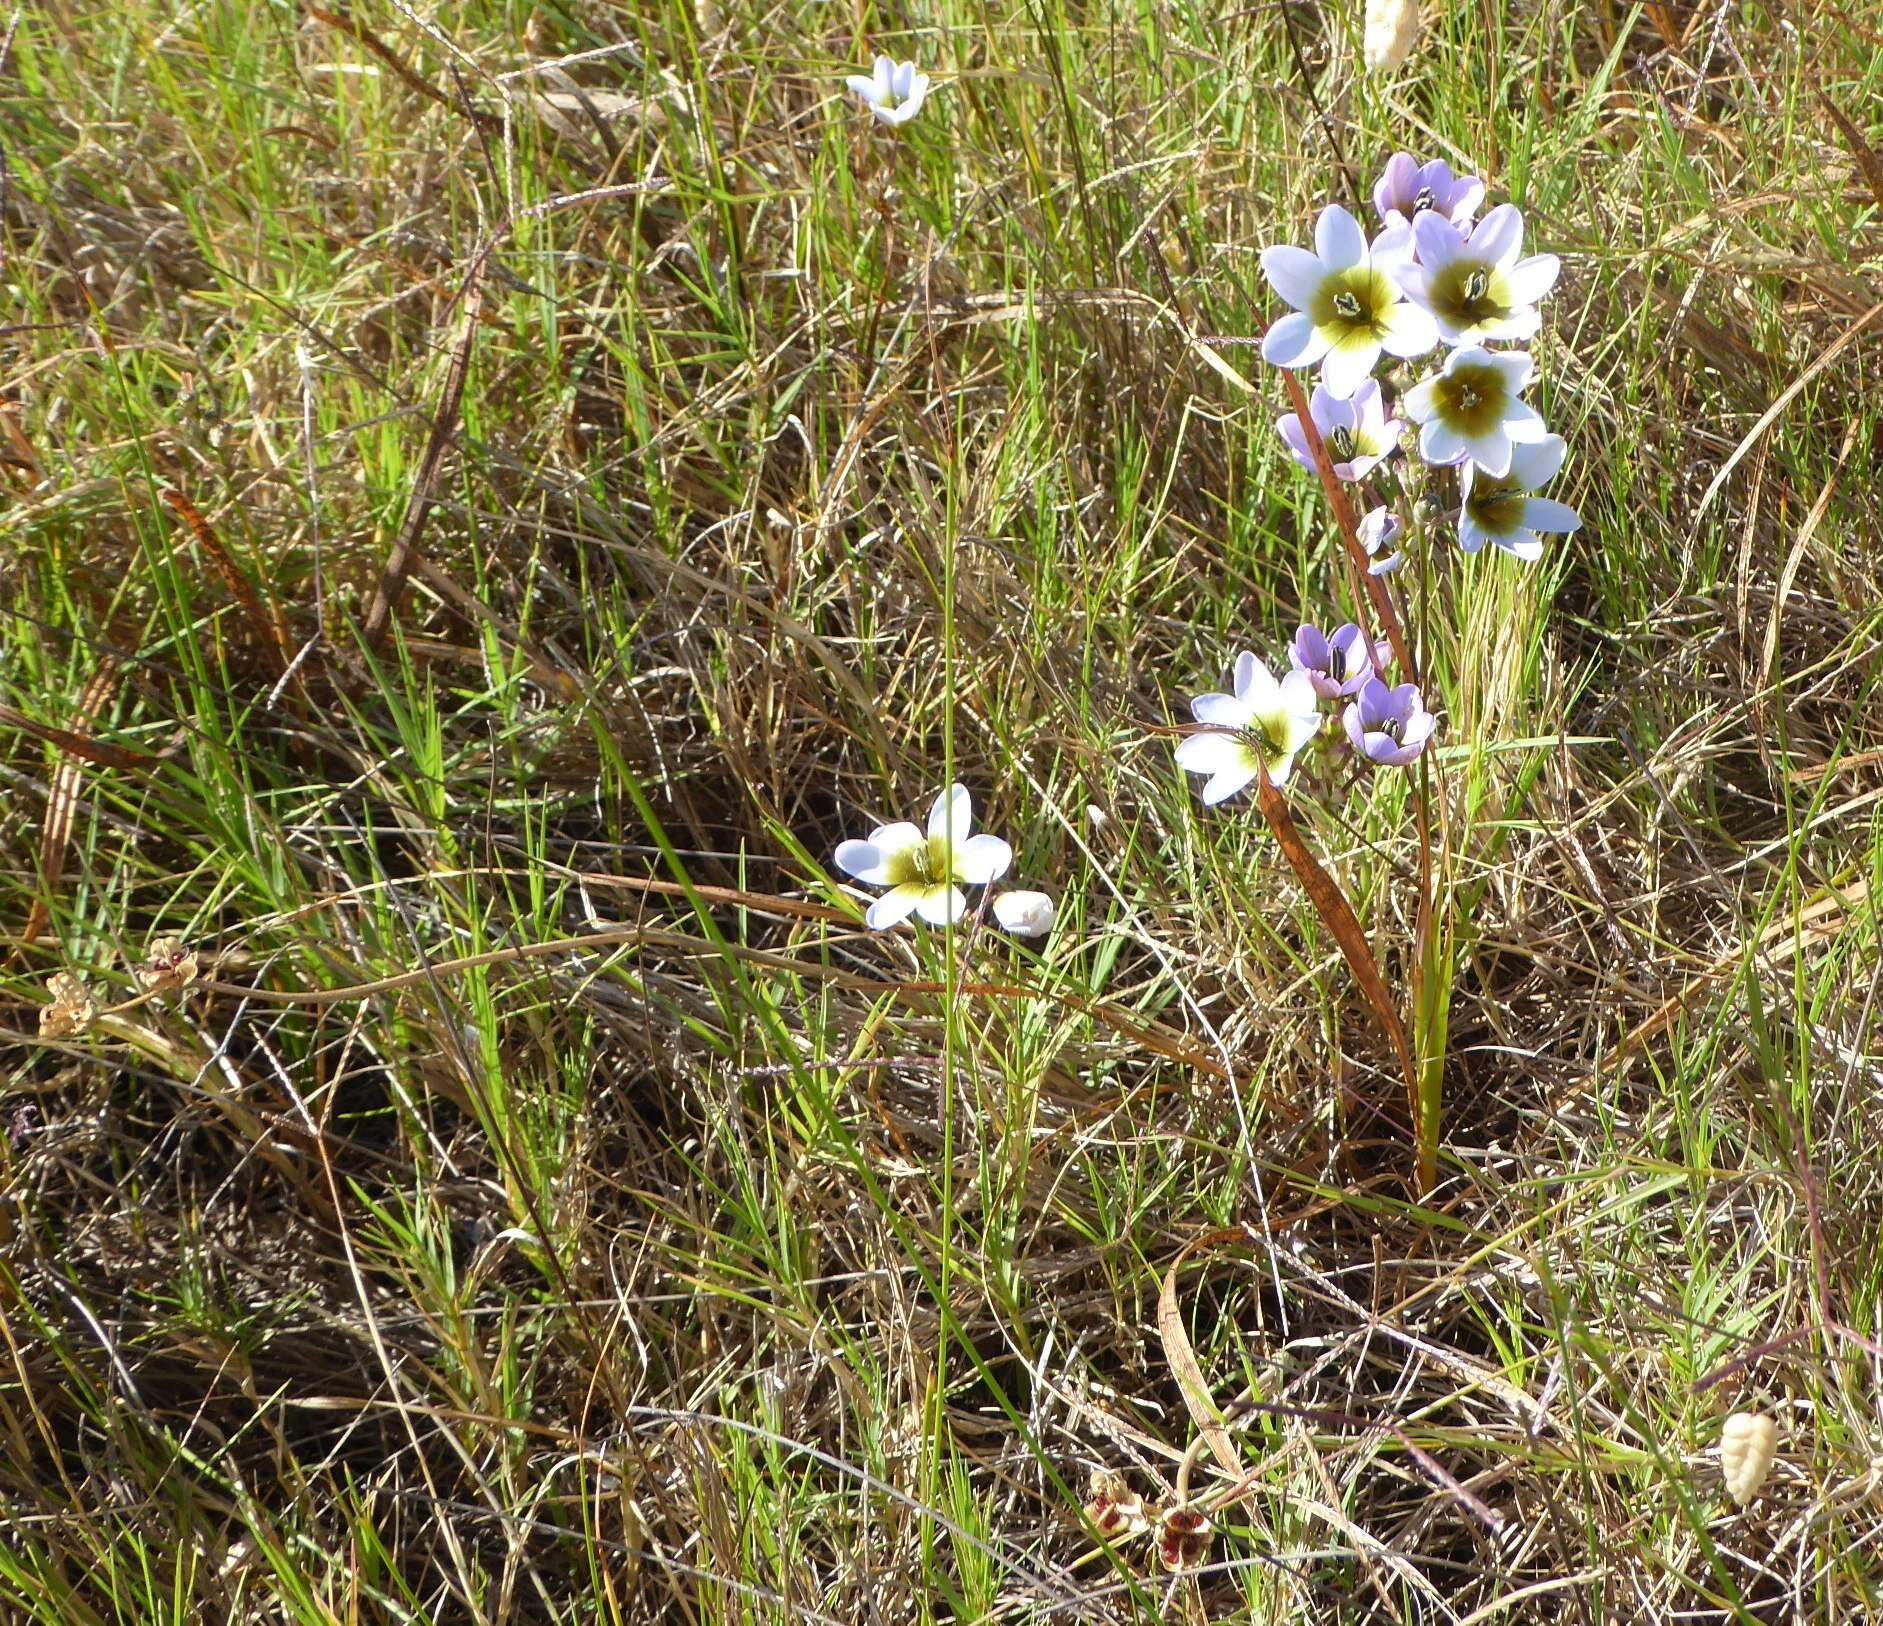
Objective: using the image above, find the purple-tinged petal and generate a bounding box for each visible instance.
[1467,203,1524,266]
[1521,497,1581,533]
[1412,211,1466,273]
[1503,253,1560,304]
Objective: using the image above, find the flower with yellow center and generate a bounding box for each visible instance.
[1401,346,1547,476]
[1396,204,1560,347]
[1459,434,1580,561]
[835,784,1012,929]
[1261,205,1439,398]
[1175,652,1322,805]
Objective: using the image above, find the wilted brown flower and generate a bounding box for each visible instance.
[138,936,200,994]
[39,973,96,1040]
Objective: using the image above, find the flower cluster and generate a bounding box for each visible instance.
[1176,631,1436,805]
[1178,152,1577,812]
[1261,151,1580,562]
[834,784,1055,937]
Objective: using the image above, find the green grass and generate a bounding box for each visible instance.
[4,0,1883,1619]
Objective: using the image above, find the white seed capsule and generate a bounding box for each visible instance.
[1362,0,1422,72]
[1720,1411,1779,1506]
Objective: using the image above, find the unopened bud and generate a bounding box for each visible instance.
[1362,0,1421,72]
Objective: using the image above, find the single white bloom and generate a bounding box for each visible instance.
[1400,346,1548,477]
[1175,653,1323,806]
[1719,1412,1779,1507]
[845,55,931,127]
[1260,204,1439,398]
[1458,434,1580,561]
[992,890,1056,937]
[1396,204,1560,346]
[834,783,1011,929]
[1362,0,1421,72]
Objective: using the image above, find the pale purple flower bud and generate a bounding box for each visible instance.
[1343,677,1437,767]
[1290,622,1377,699]
[1356,507,1405,575]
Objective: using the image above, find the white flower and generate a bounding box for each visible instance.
[992,890,1056,937]
[1175,653,1322,805]
[834,783,1011,929]
[1357,506,1406,575]
[1395,204,1560,346]
[845,56,931,127]
[1400,346,1547,476]
[1260,205,1439,398]
[1362,0,1421,72]
[1458,434,1581,561]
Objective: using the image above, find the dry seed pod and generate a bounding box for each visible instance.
[1362,0,1421,72]
[1720,1411,1779,1506]
[1082,1470,1151,1542]
[1156,1506,1213,1572]
[39,973,96,1040]
[137,936,200,994]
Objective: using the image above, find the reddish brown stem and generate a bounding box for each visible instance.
[1273,366,1417,684]
[1257,766,1416,1130]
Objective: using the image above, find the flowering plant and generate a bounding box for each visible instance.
[1174,151,1580,1188]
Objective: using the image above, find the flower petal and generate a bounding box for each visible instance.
[846,75,879,100]
[955,833,1013,885]
[914,884,967,926]
[1467,202,1524,267]
[1378,298,1438,358]
[866,821,924,862]
[1509,434,1568,488]
[1372,219,1416,271]
[1314,204,1367,269]
[1276,669,1322,718]
[1276,413,1315,470]
[1175,730,1245,774]
[1463,425,1513,477]
[1202,761,1260,804]
[835,838,885,882]
[1261,311,1329,368]
[1482,349,1535,392]
[1503,253,1560,305]
[1503,400,1548,443]
[929,783,971,841]
[1401,376,1439,422]
[1318,330,1382,397]
[1521,497,1581,533]
[1374,153,1417,221]
[1236,654,1281,706]
[993,890,1056,936]
[1260,244,1328,310]
[866,883,924,930]
[1495,530,1545,562]
[1191,692,1254,729]
[1411,210,1465,273]
[1419,420,1467,466]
